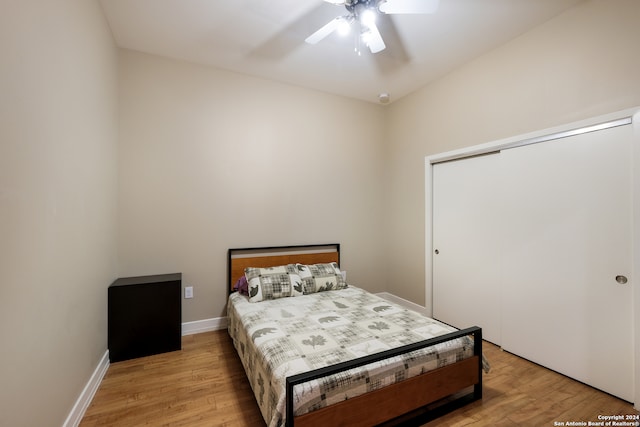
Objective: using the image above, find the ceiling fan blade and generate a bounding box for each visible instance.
[305,17,344,44]
[363,22,386,53]
[374,14,410,64]
[379,0,440,14]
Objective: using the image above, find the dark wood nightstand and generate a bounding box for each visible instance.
[108,273,182,362]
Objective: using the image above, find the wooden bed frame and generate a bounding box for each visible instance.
[227,244,483,427]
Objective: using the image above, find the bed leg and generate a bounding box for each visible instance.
[473,328,483,400]
[285,379,294,427]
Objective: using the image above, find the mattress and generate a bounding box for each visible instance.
[227,286,483,427]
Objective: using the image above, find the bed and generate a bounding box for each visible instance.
[227,244,486,427]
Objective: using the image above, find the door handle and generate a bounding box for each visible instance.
[615,275,628,284]
[434,249,439,255]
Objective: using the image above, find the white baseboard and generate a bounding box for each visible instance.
[182,316,227,336]
[376,292,431,317]
[63,349,110,427]
[65,317,227,425]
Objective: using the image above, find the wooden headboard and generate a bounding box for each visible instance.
[227,244,340,293]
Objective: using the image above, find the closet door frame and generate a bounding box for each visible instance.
[424,107,640,409]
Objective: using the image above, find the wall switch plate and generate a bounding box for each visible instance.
[184,286,193,299]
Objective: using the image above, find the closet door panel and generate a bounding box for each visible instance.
[500,125,633,402]
[432,153,502,345]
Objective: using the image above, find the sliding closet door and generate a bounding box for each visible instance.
[501,125,633,402]
[432,153,502,344]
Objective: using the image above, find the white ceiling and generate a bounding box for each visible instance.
[99,0,584,104]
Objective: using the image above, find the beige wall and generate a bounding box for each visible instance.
[0,0,118,426]
[385,0,640,306]
[117,51,387,322]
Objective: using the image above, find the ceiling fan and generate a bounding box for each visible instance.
[306,0,440,54]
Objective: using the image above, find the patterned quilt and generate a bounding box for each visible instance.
[227,286,482,427]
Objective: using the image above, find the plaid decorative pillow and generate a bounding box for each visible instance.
[295,262,347,294]
[244,264,303,302]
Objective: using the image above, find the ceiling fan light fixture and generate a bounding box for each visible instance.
[337,17,351,36]
[360,8,377,27]
[309,0,437,53]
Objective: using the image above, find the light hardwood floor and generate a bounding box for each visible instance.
[80,330,638,426]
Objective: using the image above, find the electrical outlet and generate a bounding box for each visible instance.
[184,286,193,299]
